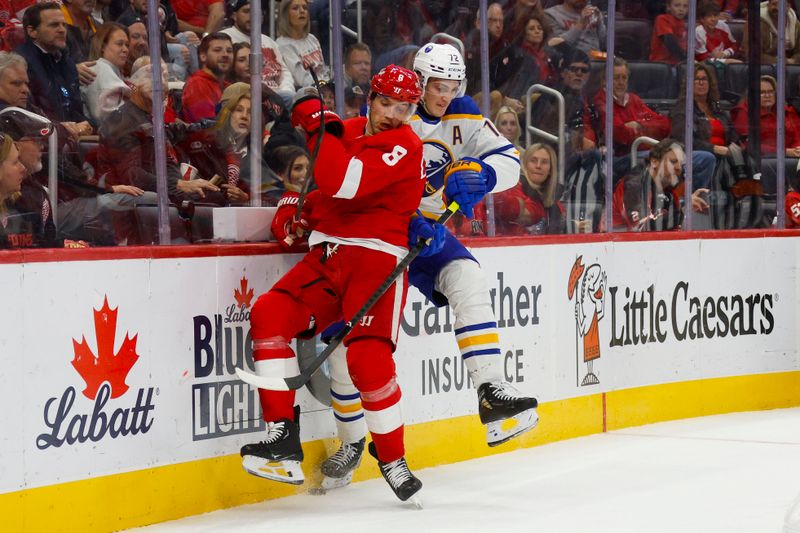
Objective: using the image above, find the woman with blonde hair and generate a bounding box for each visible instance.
[494,142,564,235]
[493,106,523,151]
[457,143,564,236]
[276,0,329,89]
[0,134,39,248]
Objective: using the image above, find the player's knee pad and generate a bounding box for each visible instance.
[250,290,310,339]
[345,337,396,393]
[436,259,494,326]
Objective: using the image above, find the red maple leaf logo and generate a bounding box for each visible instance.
[71,296,139,400]
[234,276,254,309]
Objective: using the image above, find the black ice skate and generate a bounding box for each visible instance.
[240,419,305,485]
[320,437,365,490]
[368,442,423,507]
[478,382,539,447]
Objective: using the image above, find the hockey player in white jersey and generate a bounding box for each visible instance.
[319,43,538,491]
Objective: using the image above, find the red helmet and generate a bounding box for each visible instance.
[370,65,422,103]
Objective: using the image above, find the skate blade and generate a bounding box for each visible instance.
[486,408,539,447]
[408,493,423,509]
[242,456,305,485]
[321,471,355,490]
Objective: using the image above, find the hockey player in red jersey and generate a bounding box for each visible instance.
[241,65,435,504]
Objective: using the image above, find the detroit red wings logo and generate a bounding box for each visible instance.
[71,296,139,399]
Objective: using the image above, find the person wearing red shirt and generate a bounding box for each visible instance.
[695,0,741,63]
[492,143,565,235]
[240,65,436,505]
[587,58,671,157]
[171,0,223,36]
[649,0,688,65]
[784,188,800,228]
[181,32,231,123]
[731,75,800,157]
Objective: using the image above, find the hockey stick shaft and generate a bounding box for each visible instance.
[236,202,460,392]
[295,66,324,220]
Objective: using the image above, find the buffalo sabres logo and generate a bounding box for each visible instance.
[422,140,454,196]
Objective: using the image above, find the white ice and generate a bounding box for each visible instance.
[130,408,800,533]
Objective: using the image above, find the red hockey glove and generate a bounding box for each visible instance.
[271,189,320,248]
[291,97,344,138]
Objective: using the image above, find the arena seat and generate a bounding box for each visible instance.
[726,19,745,47]
[614,18,652,61]
[785,65,800,101]
[722,63,776,102]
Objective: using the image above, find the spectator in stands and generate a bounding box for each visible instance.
[519,13,556,86]
[0,132,33,247]
[695,0,742,63]
[228,42,250,84]
[277,0,328,89]
[742,0,800,65]
[116,1,197,81]
[123,20,147,76]
[503,0,545,45]
[732,75,800,157]
[587,57,671,180]
[92,0,111,25]
[172,0,224,36]
[262,144,310,206]
[16,2,92,129]
[494,142,565,235]
[544,0,606,55]
[221,0,294,106]
[344,42,371,94]
[612,137,710,232]
[14,133,59,247]
[783,176,800,228]
[61,0,97,64]
[100,61,220,210]
[714,0,741,20]
[181,32,232,123]
[670,62,738,189]
[180,82,250,205]
[494,105,523,151]
[0,52,88,147]
[493,12,557,102]
[465,2,507,95]
[531,47,599,153]
[82,22,129,123]
[649,0,689,65]
[0,52,29,110]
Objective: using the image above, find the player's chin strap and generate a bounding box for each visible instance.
[236,201,461,392]
[294,64,325,222]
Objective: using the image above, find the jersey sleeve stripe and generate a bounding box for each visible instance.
[480,144,520,161]
[334,157,364,199]
[442,113,483,121]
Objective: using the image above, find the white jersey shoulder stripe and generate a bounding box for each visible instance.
[334,157,363,199]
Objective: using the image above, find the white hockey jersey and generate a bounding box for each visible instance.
[409,95,520,218]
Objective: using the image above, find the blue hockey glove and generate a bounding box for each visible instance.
[444,158,489,218]
[408,212,447,257]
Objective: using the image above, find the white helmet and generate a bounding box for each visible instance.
[413,43,466,98]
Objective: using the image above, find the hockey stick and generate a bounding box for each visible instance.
[236,202,461,391]
[295,65,324,220]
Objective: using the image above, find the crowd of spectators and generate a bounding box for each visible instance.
[2,0,800,249]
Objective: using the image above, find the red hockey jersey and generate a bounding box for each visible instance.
[306,116,426,257]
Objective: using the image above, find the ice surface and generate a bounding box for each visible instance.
[129,408,800,533]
